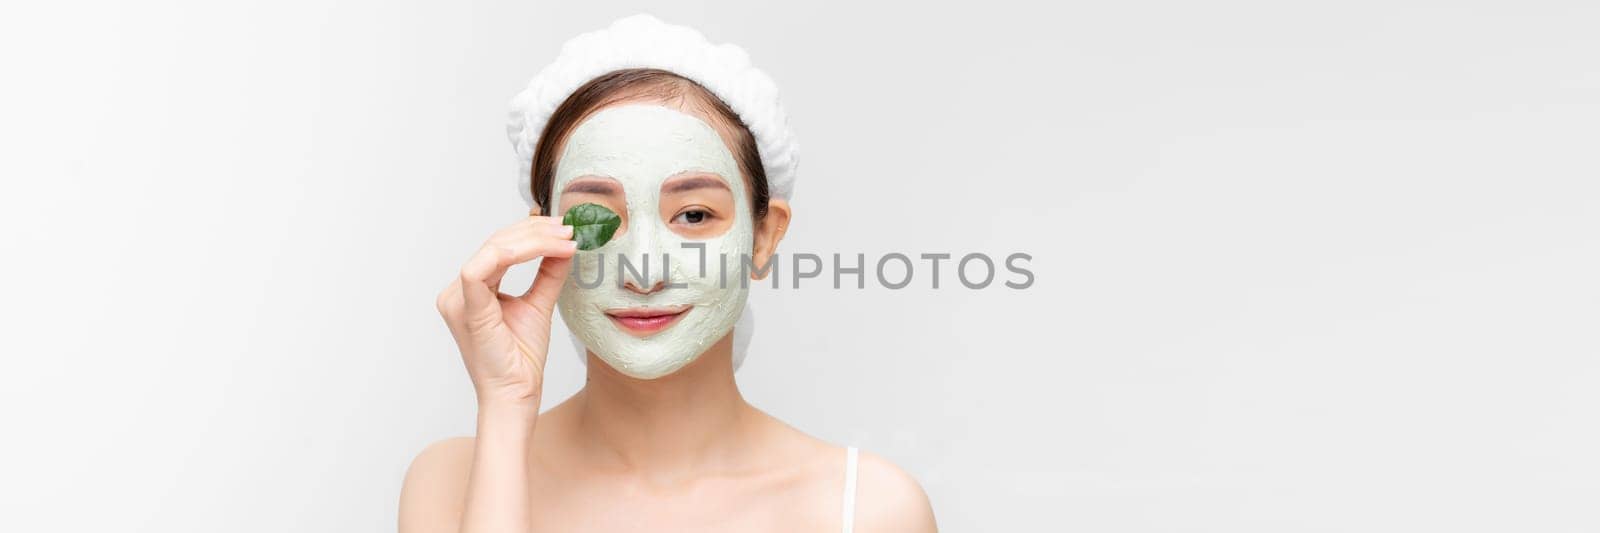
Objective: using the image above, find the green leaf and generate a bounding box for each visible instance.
[562,203,621,251]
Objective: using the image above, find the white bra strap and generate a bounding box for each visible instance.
[842,446,859,533]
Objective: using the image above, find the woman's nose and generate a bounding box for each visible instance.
[623,278,666,295]
[619,218,672,295]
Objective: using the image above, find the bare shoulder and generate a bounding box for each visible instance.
[398,437,475,532]
[853,450,938,533]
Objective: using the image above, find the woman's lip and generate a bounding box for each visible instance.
[605,305,691,335]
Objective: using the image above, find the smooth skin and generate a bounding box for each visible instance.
[400,99,937,533]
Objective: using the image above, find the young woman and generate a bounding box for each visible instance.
[399,15,937,533]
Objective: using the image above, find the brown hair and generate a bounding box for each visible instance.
[529,68,770,221]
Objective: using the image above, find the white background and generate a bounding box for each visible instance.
[3,1,1598,531]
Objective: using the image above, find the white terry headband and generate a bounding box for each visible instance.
[506,13,796,372]
[505,13,799,208]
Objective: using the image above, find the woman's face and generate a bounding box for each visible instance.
[550,103,754,379]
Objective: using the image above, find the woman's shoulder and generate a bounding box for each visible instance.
[849,448,938,533]
[757,413,936,531]
[398,437,475,528]
[404,436,476,479]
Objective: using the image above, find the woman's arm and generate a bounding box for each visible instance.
[400,215,575,533]
[457,406,540,533]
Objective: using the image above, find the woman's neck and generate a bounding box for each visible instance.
[567,334,759,479]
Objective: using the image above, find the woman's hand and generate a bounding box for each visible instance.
[436,215,576,418]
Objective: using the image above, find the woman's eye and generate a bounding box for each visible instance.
[672,209,710,225]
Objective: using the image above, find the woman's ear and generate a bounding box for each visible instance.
[750,199,791,280]
[529,205,543,216]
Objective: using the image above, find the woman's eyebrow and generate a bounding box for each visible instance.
[562,179,621,195]
[662,176,731,194]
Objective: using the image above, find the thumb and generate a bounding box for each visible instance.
[521,256,573,317]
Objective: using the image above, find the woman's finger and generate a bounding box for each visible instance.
[487,218,573,251]
[459,225,577,324]
[466,224,574,290]
[436,277,464,319]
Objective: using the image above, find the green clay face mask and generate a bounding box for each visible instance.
[550,104,754,379]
